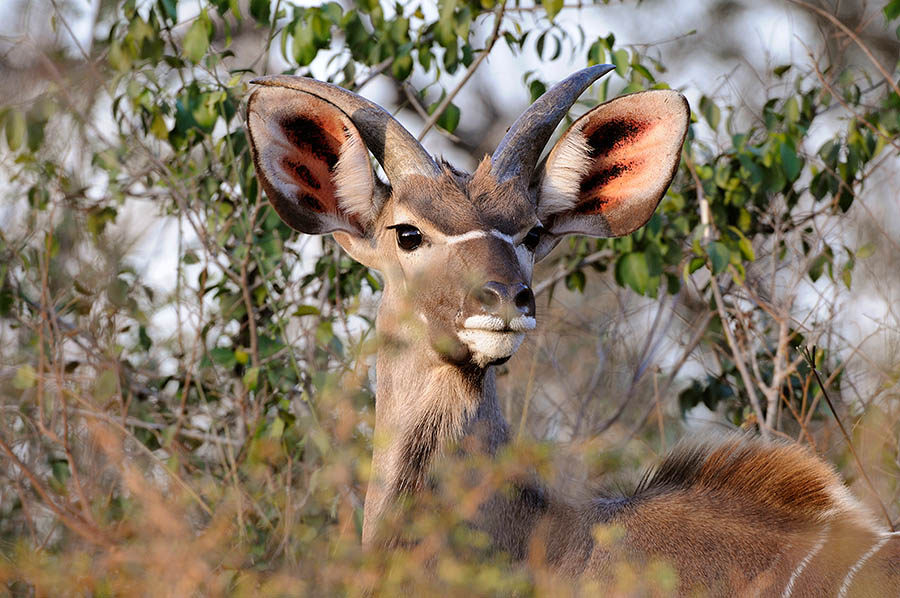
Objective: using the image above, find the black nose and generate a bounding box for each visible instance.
[474,281,535,319]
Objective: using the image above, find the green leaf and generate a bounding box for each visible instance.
[783,96,800,124]
[842,265,852,289]
[542,0,563,20]
[773,64,791,77]
[418,46,433,71]
[210,347,237,368]
[138,326,152,351]
[706,242,730,274]
[250,0,270,24]
[5,110,25,151]
[436,0,457,47]
[779,140,803,181]
[13,364,36,390]
[856,243,875,259]
[92,370,118,402]
[429,101,461,134]
[528,79,547,103]
[885,0,900,20]
[808,252,828,282]
[391,54,413,80]
[149,113,168,139]
[565,270,585,293]
[615,252,649,295]
[108,40,132,72]
[159,0,178,22]
[50,460,71,492]
[183,13,211,63]
[293,21,317,66]
[587,40,605,66]
[294,304,321,317]
[26,118,46,152]
[612,48,629,76]
[269,415,285,439]
[699,96,721,130]
[88,207,118,238]
[244,367,260,391]
[107,277,129,307]
[688,256,706,274]
[737,237,755,261]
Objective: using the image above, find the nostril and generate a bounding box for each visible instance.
[476,283,504,310]
[514,284,534,313]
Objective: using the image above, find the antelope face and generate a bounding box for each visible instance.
[246,66,689,370]
[369,167,541,368]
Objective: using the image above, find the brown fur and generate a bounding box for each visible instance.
[391,159,534,236]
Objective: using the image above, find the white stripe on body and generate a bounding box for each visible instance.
[782,523,829,598]
[837,533,891,598]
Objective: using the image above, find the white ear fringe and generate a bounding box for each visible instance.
[333,132,375,224]
[538,126,592,220]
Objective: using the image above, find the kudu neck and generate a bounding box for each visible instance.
[362,308,511,544]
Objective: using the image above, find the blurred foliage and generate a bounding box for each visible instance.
[1,0,900,595]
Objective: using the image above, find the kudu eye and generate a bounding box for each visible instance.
[522,226,543,252]
[392,224,423,251]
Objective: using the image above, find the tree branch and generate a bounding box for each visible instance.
[418,2,507,141]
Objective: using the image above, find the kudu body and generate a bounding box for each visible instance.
[246,66,899,595]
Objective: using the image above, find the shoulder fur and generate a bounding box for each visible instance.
[634,437,882,531]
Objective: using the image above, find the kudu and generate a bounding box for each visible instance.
[246,65,898,595]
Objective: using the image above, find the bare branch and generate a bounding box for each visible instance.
[418,2,507,141]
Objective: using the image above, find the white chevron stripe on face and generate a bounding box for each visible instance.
[443,230,489,245]
[442,229,519,246]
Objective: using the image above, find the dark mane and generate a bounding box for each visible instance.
[630,436,845,520]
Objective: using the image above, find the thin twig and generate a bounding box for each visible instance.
[69,408,244,447]
[592,293,675,436]
[800,346,894,531]
[798,38,900,154]
[711,278,769,439]
[685,153,767,437]
[790,0,900,99]
[0,432,112,547]
[534,249,614,296]
[418,2,507,141]
[353,56,395,92]
[627,310,714,440]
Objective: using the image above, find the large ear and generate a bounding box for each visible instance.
[246,86,377,237]
[535,89,689,249]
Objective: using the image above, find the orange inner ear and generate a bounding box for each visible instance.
[574,117,651,216]
[276,112,358,227]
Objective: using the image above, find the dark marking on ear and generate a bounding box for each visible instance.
[282,159,321,190]
[299,193,324,213]
[280,115,340,168]
[579,163,629,195]
[586,118,646,157]
[574,195,613,215]
[295,164,321,190]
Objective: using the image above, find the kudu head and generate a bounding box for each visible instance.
[246,65,688,371]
